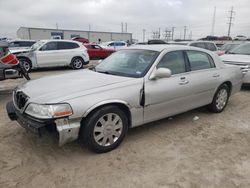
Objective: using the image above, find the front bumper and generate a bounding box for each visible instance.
[6,101,81,146]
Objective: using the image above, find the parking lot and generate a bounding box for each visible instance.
[0,63,250,188]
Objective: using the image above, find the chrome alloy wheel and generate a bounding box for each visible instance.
[93,113,123,147]
[215,88,228,110]
[21,60,31,72]
[73,59,83,69]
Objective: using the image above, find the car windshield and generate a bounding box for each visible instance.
[221,44,240,52]
[30,41,46,51]
[95,49,159,78]
[228,43,250,55]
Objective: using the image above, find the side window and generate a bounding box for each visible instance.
[190,42,206,49]
[57,42,79,50]
[93,45,101,49]
[108,43,114,47]
[9,42,20,47]
[41,42,57,51]
[186,51,215,71]
[205,43,217,51]
[156,51,186,75]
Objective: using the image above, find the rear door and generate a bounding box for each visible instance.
[57,41,80,65]
[184,50,221,106]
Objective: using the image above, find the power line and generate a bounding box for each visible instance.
[227,6,235,37]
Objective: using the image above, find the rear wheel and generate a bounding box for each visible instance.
[79,105,128,153]
[209,84,230,113]
[71,57,84,69]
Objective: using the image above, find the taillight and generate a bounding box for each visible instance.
[0,53,19,65]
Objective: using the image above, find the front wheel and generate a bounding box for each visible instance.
[18,58,32,72]
[209,84,230,113]
[79,105,128,153]
[71,57,84,69]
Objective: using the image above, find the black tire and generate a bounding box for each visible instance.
[79,105,128,153]
[209,84,230,113]
[18,57,32,72]
[71,57,84,70]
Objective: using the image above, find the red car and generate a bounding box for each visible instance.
[84,44,115,59]
[72,37,89,44]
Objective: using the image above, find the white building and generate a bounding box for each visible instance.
[17,27,132,43]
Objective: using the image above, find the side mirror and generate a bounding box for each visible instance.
[150,68,172,80]
[98,60,102,64]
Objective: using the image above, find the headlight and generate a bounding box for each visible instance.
[25,103,73,119]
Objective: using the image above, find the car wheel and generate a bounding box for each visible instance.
[71,57,84,69]
[18,58,32,72]
[80,105,128,153]
[209,84,230,113]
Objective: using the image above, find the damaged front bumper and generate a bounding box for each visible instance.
[6,101,81,146]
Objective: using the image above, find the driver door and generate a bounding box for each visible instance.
[35,41,59,67]
[144,50,193,123]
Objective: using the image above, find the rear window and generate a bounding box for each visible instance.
[205,43,217,51]
[186,51,215,71]
[190,42,206,49]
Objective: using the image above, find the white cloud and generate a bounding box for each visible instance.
[0,0,249,41]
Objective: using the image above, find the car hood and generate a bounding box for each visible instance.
[18,69,134,103]
[221,54,250,64]
[10,48,31,54]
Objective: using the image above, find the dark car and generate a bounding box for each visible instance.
[84,43,115,59]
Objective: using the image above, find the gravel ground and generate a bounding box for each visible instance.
[1,65,250,188]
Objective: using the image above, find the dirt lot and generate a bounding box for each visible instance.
[1,66,250,188]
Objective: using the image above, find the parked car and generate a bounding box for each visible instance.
[72,37,89,44]
[16,40,89,72]
[84,43,115,59]
[0,42,30,81]
[100,41,127,50]
[234,35,248,41]
[218,43,242,55]
[169,41,220,55]
[6,45,242,153]
[221,42,250,85]
[8,40,36,50]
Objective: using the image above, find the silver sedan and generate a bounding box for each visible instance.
[7,45,243,153]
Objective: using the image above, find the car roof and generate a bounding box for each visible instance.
[40,39,79,43]
[127,44,205,52]
[9,39,36,42]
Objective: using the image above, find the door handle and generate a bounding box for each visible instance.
[213,73,220,78]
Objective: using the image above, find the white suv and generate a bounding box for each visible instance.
[17,40,89,71]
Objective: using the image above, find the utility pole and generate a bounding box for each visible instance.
[158,28,161,39]
[227,6,235,37]
[121,22,124,33]
[143,29,146,42]
[184,26,187,40]
[211,7,216,36]
[88,24,91,31]
[56,23,58,30]
[189,31,192,40]
[171,27,175,40]
[125,23,127,33]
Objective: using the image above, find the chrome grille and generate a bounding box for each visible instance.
[14,91,28,110]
